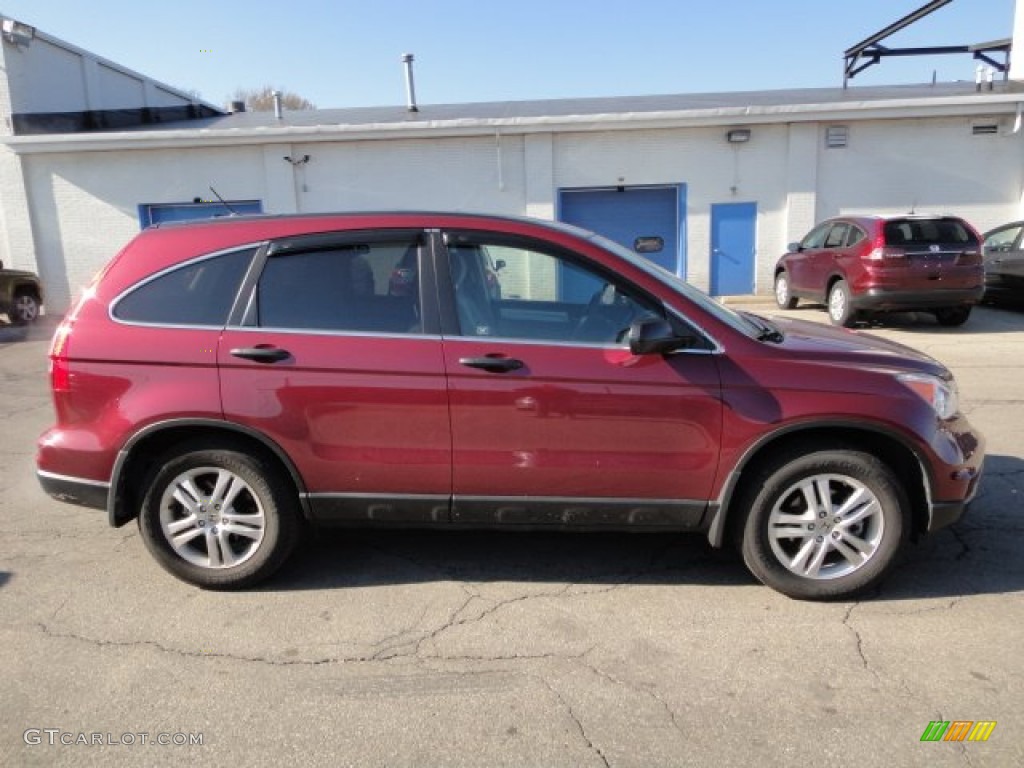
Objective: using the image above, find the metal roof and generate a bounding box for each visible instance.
[134,81,1023,132]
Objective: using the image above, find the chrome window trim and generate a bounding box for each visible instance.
[224,325,440,340]
[109,242,265,328]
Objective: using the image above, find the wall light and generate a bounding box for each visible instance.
[2,19,35,47]
[726,129,751,144]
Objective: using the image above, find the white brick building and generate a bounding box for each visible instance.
[3,15,1024,313]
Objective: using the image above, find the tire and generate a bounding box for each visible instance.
[739,447,908,600]
[12,291,40,325]
[934,306,971,327]
[827,280,857,327]
[774,271,798,309]
[137,443,301,589]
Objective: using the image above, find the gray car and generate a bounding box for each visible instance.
[983,221,1024,303]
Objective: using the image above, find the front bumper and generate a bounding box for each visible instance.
[923,415,985,533]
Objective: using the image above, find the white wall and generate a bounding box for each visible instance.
[815,116,1022,233]
[12,110,1024,312]
[21,146,267,309]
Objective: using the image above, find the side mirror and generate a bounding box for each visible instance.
[628,317,693,355]
[787,242,803,253]
[494,259,506,271]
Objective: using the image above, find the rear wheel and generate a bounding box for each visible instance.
[934,306,971,327]
[739,447,908,600]
[827,280,857,327]
[12,291,40,324]
[774,271,798,309]
[138,443,301,588]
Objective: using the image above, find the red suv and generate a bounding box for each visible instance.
[36,213,984,599]
[774,215,984,327]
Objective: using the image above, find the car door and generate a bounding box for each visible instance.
[218,229,452,524]
[984,223,1024,287]
[436,230,723,528]
[787,222,830,295]
[816,222,851,289]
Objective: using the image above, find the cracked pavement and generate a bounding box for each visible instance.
[2,306,1023,767]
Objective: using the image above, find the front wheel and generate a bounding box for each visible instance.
[774,272,798,309]
[138,443,301,588]
[739,448,908,600]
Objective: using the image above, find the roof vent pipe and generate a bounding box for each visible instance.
[402,53,419,112]
[272,90,283,120]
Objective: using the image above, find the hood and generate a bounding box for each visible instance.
[761,315,946,376]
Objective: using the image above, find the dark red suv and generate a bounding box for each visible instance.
[36,213,984,599]
[774,215,984,327]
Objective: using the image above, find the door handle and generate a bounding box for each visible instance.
[230,346,291,363]
[459,356,524,373]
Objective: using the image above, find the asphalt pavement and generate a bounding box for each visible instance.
[1,304,1022,767]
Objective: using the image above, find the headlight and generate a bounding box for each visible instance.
[897,373,959,420]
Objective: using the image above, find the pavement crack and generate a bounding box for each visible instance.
[577,650,685,739]
[537,676,611,768]
[842,602,880,684]
[34,621,401,666]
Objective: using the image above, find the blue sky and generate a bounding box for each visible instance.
[0,1,1015,109]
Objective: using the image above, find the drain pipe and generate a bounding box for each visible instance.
[402,53,419,113]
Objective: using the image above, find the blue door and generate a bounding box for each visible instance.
[560,186,682,273]
[710,202,756,296]
[139,200,262,228]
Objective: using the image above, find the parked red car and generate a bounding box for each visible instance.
[774,215,984,326]
[37,213,984,599]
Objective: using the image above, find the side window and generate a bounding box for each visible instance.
[256,238,422,333]
[845,225,866,247]
[113,247,255,325]
[447,238,662,345]
[801,223,831,249]
[824,223,849,249]
[984,225,1022,252]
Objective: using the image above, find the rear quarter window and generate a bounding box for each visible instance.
[884,219,978,248]
[112,247,255,325]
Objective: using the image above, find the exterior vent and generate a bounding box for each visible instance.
[972,123,999,135]
[825,125,848,148]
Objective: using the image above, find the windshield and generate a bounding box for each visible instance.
[586,232,761,338]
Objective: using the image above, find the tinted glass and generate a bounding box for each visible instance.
[984,225,1022,251]
[824,224,849,248]
[846,226,866,247]
[801,223,831,249]
[884,219,978,247]
[114,247,254,325]
[257,239,422,333]
[449,239,660,344]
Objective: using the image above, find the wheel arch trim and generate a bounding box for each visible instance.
[108,418,311,527]
[705,419,934,547]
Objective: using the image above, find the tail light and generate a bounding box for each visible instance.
[49,321,72,394]
[864,231,905,262]
[955,249,981,265]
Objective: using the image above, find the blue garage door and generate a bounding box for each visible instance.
[139,200,263,228]
[559,186,684,276]
[710,202,757,296]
